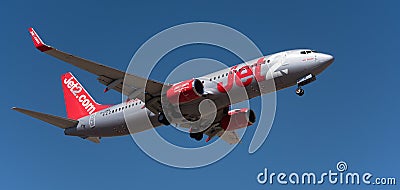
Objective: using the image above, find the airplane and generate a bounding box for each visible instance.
[13,28,334,144]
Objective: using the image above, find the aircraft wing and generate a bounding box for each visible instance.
[29,28,168,114]
[211,106,241,144]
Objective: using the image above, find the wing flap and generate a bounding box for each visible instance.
[219,130,240,144]
[85,137,101,144]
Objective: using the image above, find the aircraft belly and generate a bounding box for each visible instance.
[81,112,126,137]
[124,108,162,134]
[68,106,162,137]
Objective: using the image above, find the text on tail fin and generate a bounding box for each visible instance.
[61,72,110,119]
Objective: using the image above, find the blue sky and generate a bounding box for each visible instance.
[1,0,399,189]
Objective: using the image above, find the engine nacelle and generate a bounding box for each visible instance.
[220,108,256,131]
[166,79,204,104]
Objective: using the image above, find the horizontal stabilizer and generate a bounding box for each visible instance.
[12,107,78,129]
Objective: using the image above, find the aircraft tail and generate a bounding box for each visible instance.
[61,72,110,120]
[12,107,101,143]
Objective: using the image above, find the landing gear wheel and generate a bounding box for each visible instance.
[190,132,203,141]
[158,112,170,125]
[295,87,305,96]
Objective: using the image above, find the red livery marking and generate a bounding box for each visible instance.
[217,57,266,93]
[302,57,314,61]
[220,108,254,131]
[235,65,253,87]
[166,79,203,104]
[217,66,237,93]
[61,72,110,119]
[28,28,52,52]
[254,57,266,81]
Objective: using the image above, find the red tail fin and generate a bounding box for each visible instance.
[61,72,110,119]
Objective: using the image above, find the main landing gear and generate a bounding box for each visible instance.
[190,132,203,141]
[158,112,204,141]
[158,112,170,125]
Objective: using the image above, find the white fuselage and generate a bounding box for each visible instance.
[64,49,334,137]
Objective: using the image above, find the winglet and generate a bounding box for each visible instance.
[28,27,52,52]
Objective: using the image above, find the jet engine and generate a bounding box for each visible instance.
[166,79,204,104]
[220,108,256,131]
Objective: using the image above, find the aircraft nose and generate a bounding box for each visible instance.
[318,53,334,66]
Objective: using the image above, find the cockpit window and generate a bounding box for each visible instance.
[300,50,316,54]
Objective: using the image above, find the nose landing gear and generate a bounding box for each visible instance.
[295,86,305,96]
[190,132,203,141]
[295,74,316,96]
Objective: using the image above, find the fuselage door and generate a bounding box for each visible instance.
[281,52,288,67]
[89,113,96,128]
